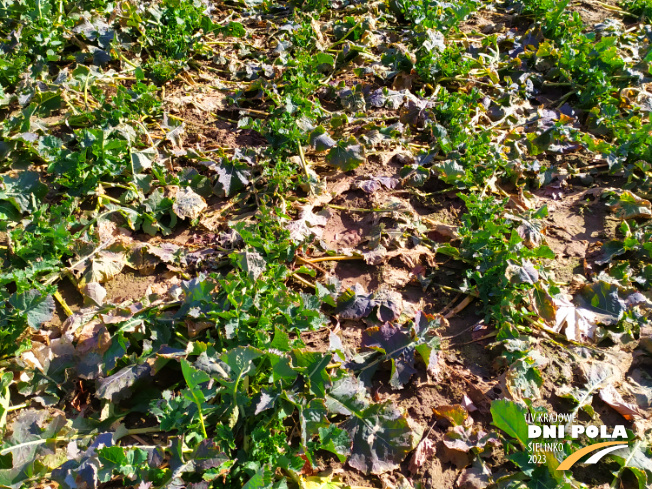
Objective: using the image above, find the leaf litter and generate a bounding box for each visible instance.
[0,0,651,488]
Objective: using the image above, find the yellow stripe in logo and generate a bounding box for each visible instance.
[557,441,627,470]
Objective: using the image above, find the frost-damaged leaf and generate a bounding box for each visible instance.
[408,437,435,475]
[505,260,539,284]
[575,281,626,326]
[557,362,616,416]
[173,187,207,220]
[0,171,48,213]
[82,282,107,306]
[80,249,127,287]
[399,164,430,187]
[326,377,415,475]
[505,354,544,401]
[1,409,68,483]
[552,294,598,342]
[599,384,645,421]
[490,400,529,448]
[212,159,251,197]
[610,439,652,488]
[8,290,55,328]
[286,205,331,242]
[356,176,399,194]
[236,251,266,280]
[337,283,375,320]
[456,461,492,489]
[342,401,416,475]
[96,363,152,403]
[352,312,441,389]
[309,126,336,152]
[374,288,403,322]
[608,190,652,220]
[443,425,497,454]
[361,323,417,389]
[399,99,433,128]
[326,137,365,171]
[131,147,156,172]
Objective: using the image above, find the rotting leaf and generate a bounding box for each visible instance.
[552,294,598,342]
[286,205,331,242]
[408,437,434,475]
[599,383,645,421]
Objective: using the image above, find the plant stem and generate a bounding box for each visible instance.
[303,255,363,264]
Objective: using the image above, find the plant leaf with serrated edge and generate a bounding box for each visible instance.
[326,137,365,171]
[575,281,626,326]
[317,425,351,463]
[292,350,332,398]
[325,376,415,474]
[212,159,251,197]
[557,361,615,416]
[342,401,416,474]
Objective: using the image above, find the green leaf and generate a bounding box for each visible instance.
[0,373,12,433]
[8,290,55,329]
[326,137,365,171]
[131,148,156,173]
[490,399,529,448]
[0,172,48,213]
[181,359,210,390]
[318,425,351,462]
[609,190,652,220]
[292,350,332,398]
